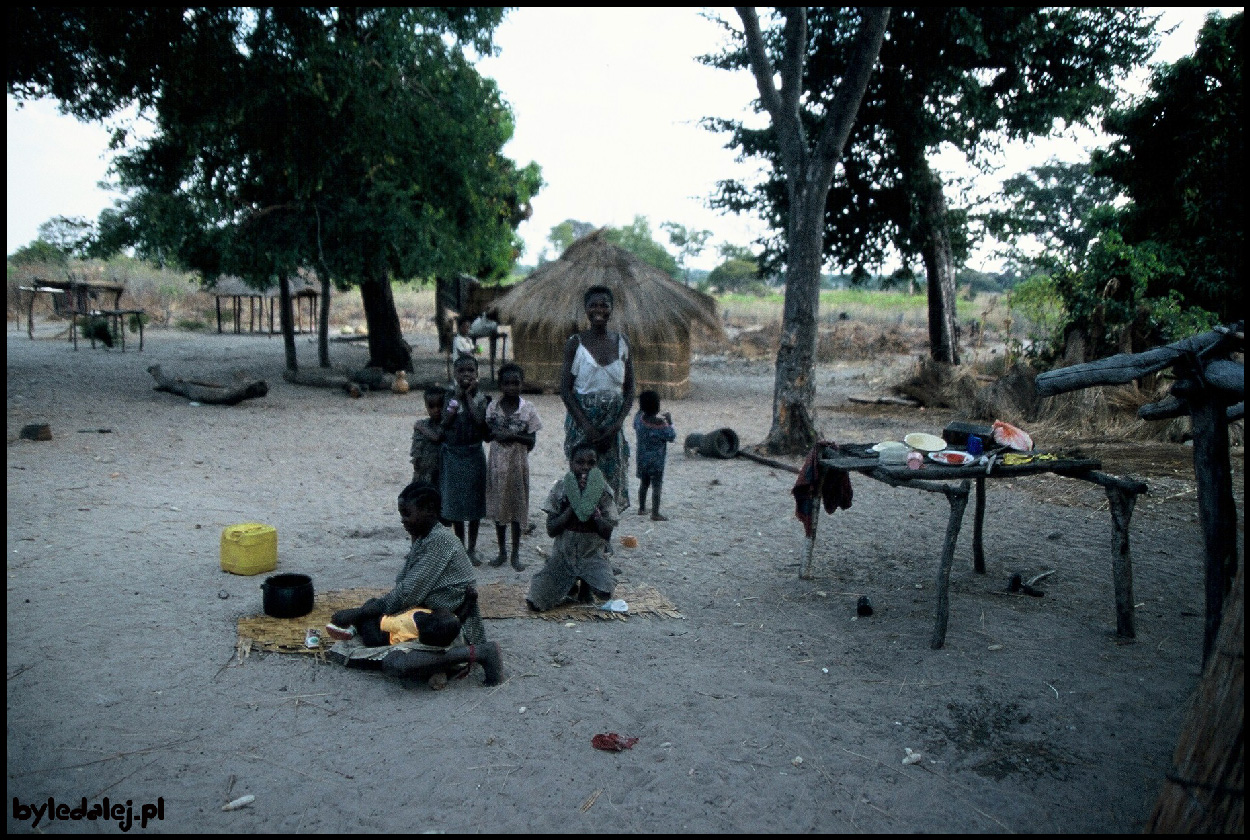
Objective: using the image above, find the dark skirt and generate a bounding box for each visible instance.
[440,442,486,521]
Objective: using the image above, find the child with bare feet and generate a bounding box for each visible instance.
[633,389,675,521]
[485,363,541,571]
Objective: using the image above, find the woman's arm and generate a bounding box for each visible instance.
[559,334,593,434]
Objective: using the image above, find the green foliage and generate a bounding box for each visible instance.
[1092,11,1242,322]
[176,317,207,332]
[546,219,596,260]
[602,216,681,280]
[984,161,1121,267]
[10,8,541,297]
[707,257,761,293]
[1004,274,1067,360]
[661,222,712,282]
[998,12,1241,362]
[9,239,68,266]
[704,8,1157,274]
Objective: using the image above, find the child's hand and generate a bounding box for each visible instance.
[663,412,672,425]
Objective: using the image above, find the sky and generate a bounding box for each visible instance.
[6,7,1241,270]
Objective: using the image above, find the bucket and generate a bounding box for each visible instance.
[684,428,740,459]
[260,573,314,619]
[221,523,278,575]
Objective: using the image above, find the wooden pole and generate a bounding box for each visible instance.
[931,480,971,649]
[216,296,223,333]
[973,476,987,574]
[1105,484,1138,639]
[1188,384,1238,666]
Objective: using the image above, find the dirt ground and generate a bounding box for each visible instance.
[6,321,1243,833]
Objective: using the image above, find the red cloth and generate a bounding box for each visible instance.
[592,733,639,752]
[793,441,853,538]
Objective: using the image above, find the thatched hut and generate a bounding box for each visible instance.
[493,230,724,398]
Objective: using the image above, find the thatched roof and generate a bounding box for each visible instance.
[493,230,724,345]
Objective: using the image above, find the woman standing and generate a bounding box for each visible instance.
[559,285,635,510]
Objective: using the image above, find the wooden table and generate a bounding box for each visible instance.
[804,444,1148,649]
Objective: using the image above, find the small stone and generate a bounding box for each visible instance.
[218,590,230,600]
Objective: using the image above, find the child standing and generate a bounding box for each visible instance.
[440,355,490,566]
[526,443,618,611]
[485,363,542,571]
[410,386,445,486]
[633,389,676,521]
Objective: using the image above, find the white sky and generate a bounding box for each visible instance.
[6,7,1241,270]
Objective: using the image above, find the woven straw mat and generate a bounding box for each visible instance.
[236,582,682,656]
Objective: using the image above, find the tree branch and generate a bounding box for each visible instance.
[736,7,803,177]
[811,7,891,184]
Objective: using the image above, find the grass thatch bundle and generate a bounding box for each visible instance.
[1146,564,1244,833]
[493,230,724,398]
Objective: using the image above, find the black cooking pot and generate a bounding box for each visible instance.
[261,573,314,619]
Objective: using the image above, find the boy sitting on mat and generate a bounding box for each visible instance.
[325,481,501,685]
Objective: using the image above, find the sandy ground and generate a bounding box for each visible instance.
[6,321,1242,833]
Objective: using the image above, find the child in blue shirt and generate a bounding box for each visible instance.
[633,389,676,521]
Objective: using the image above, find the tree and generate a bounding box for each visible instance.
[603,216,681,280]
[546,219,597,260]
[661,222,712,284]
[1091,11,1242,325]
[35,216,94,259]
[987,13,1241,363]
[8,8,541,372]
[709,8,1156,369]
[984,160,1121,269]
[709,7,889,453]
[707,256,762,293]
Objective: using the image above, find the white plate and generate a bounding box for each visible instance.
[928,451,976,466]
[871,441,904,452]
[904,432,946,452]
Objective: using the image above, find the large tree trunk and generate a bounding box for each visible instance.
[765,182,824,453]
[317,268,331,368]
[917,164,960,365]
[277,274,298,373]
[360,269,413,372]
[738,6,890,454]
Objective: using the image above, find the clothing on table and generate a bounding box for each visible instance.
[526,475,619,611]
[792,440,853,539]
[634,411,676,479]
[564,334,631,508]
[485,397,542,524]
[439,391,489,523]
[377,522,485,644]
[452,334,476,359]
[410,418,442,485]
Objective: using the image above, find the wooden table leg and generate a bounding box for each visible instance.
[931,480,971,649]
[800,468,825,580]
[1105,484,1139,639]
[973,476,987,573]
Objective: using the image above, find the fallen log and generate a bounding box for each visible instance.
[282,369,353,390]
[148,365,268,405]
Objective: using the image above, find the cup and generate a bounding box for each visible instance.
[906,450,923,470]
[967,435,983,457]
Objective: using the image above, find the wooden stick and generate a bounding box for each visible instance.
[1105,485,1138,639]
[931,480,970,650]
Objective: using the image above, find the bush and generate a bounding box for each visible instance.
[176,318,207,332]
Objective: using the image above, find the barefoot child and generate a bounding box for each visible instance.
[410,386,445,486]
[440,355,490,565]
[526,443,618,611]
[633,389,676,521]
[485,363,542,571]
